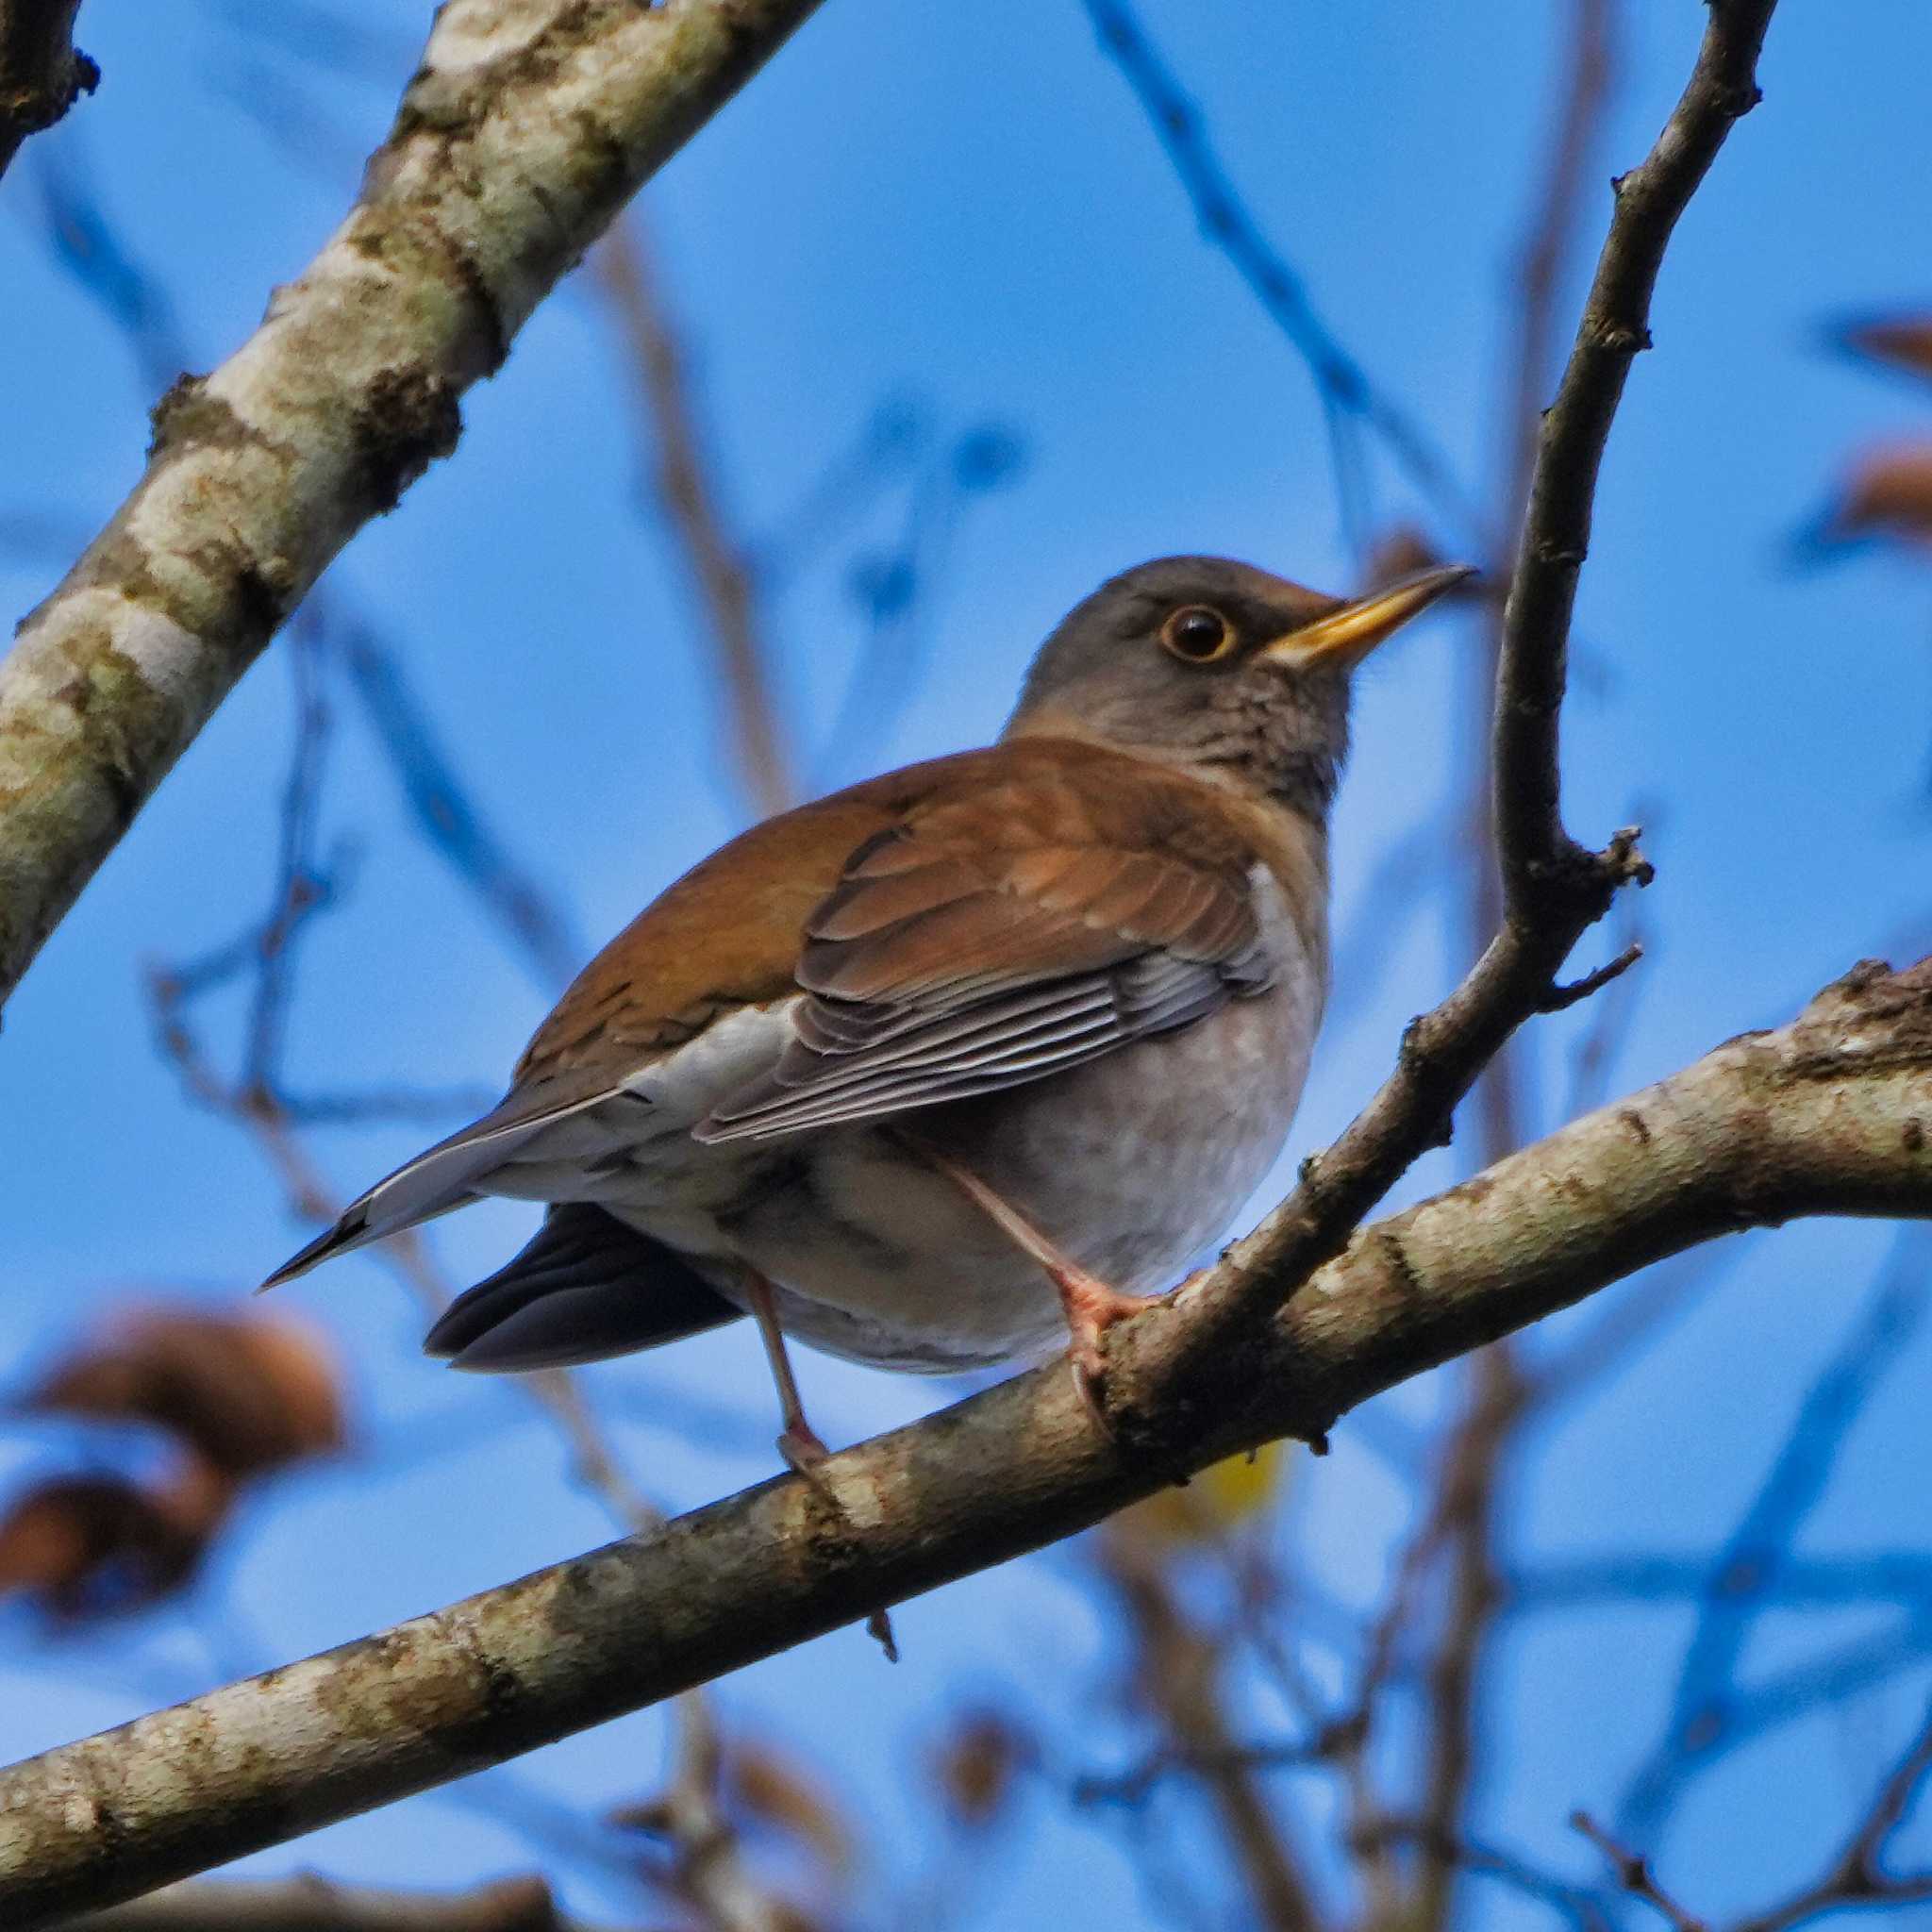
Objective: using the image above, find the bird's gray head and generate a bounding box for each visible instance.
[1006,555,1471,819]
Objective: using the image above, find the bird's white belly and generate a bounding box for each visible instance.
[738,972,1314,1370]
[487,885,1323,1373]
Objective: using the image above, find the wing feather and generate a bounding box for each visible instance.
[698,759,1279,1143]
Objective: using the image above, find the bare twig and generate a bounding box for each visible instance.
[1571,1812,1707,1932]
[1621,1235,1930,1833]
[1136,0,1779,1437]
[1357,1818,1613,1931]
[1560,880,1650,1114]
[1401,17,1624,1896]
[2,955,1928,1920]
[1079,0,1481,545]
[1095,1534,1323,1931]
[0,0,96,182]
[1729,1700,1932,1932]
[1493,0,1774,900]
[592,216,795,822]
[332,608,583,991]
[1407,1347,1529,1930]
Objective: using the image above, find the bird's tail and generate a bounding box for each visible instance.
[423,1204,741,1370]
[259,1089,602,1289]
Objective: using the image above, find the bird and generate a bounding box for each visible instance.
[265,555,1469,1471]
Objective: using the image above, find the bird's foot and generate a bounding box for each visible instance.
[1054,1265,1146,1440]
[775,1421,838,1496]
[774,1424,900,1663]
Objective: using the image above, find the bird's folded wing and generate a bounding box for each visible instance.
[695,754,1274,1141]
[264,741,1282,1284]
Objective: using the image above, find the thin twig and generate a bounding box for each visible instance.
[1095,1534,1324,1932]
[1079,0,1485,545]
[1620,1235,1930,1832]
[1570,1812,1707,1932]
[1494,0,1774,901]
[1142,0,1781,1438]
[593,215,795,822]
[1729,1700,1932,1932]
[1356,1817,1613,1931]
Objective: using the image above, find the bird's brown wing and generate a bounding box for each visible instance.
[264,741,1276,1281]
[266,770,939,1283]
[696,743,1275,1141]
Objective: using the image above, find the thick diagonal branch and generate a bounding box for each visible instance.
[0,0,824,1014]
[2,956,1927,1926]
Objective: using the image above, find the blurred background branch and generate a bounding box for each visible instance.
[592,217,797,823]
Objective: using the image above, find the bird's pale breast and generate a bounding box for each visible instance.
[514,866,1324,1372]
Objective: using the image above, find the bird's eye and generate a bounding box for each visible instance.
[1159,605,1235,663]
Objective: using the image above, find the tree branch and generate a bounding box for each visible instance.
[1127,0,1779,1418]
[1096,1534,1322,1931]
[1495,0,1774,901]
[62,1872,605,1932]
[0,0,96,183]
[0,0,824,1014]
[2,955,1928,1924]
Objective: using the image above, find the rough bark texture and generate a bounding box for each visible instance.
[0,0,96,181]
[3,957,1927,1928]
[0,0,824,1015]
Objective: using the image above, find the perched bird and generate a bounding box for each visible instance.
[267,556,1467,1468]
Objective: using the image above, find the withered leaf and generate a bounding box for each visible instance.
[0,1463,232,1619]
[24,1304,347,1477]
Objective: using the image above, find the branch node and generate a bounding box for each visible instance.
[1601,824,1656,888]
[1540,941,1643,1013]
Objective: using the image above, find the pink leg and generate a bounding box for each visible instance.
[743,1272,833,1478]
[742,1272,899,1661]
[915,1144,1143,1431]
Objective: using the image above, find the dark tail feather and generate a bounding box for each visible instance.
[425,1204,741,1372]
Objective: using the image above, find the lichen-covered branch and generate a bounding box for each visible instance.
[0,0,824,1014]
[2,955,1927,1926]
[0,0,96,182]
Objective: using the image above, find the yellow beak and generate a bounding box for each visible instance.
[1262,563,1476,671]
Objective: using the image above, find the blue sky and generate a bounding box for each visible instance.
[4,1,1932,1924]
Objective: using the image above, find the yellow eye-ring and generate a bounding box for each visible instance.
[1159,605,1236,663]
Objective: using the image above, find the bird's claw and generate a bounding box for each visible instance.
[776,1423,838,1499]
[775,1424,900,1661]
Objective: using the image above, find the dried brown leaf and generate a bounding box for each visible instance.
[725,1740,855,1879]
[1820,441,1932,551]
[930,1709,1030,1831]
[24,1304,347,1476]
[1841,314,1932,385]
[0,1462,232,1618]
